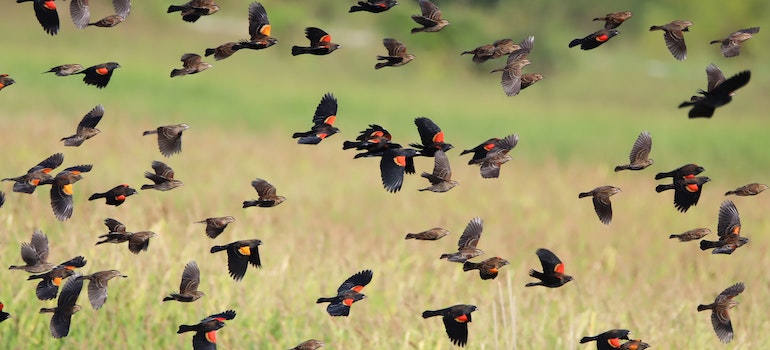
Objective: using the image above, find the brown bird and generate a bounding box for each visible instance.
[520,73,544,90]
[491,36,534,96]
[375,38,415,69]
[95,218,158,254]
[700,200,749,254]
[697,282,745,343]
[229,2,278,53]
[210,239,262,281]
[580,329,631,348]
[141,161,183,191]
[170,54,211,77]
[405,227,449,240]
[579,185,621,225]
[243,178,285,208]
[88,184,137,206]
[462,38,517,63]
[725,183,767,196]
[615,131,653,171]
[291,93,339,144]
[290,339,324,350]
[27,256,87,300]
[76,62,121,88]
[0,74,16,91]
[17,0,60,35]
[669,227,712,242]
[650,20,693,60]
[440,217,483,262]
[168,0,220,22]
[418,150,458,192]
[195,216,236,239]
[291,27,340,56]
[620,339,651,350]
[9,229,56,273]
[163,261,204,302]
[525,248,573,288]
[70,0,131,29]
[60,104,104,146]
[656,176,710,213]
[710,27,759,57]
[142,123,190,157]
[316,270,372,317]
[40,273,84,338]
[592,11,633,30]
[204,42,239,61]
[411,0,449,33]
[422,304,477,347]
[679,66,750,118]
[2,152,64,194]
[462,256,509,280]
[569,29,619,50]
[48,165,93,221]
[76,270,127,309]
[177,310,236,350]
[44,64,83,76]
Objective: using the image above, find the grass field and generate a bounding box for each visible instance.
[1,1,769,349]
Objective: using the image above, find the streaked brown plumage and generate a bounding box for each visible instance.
[210,239,262,281]
[88,15,124,27]
[170,54,211,77]
[405,227,449,240]
[205,42,239,60]
[699,200,749,255]
[615,131,653,171]
[2,153,63,194]
[44,64,83,76]
[649,20,693,61]
[725,183,767,196]
[462,38,517,63]
[592,11,632,29]
[578,185,621,225]
[520,73,543,90]
[290,339,324,350]
[375,38,415,69]
[195,216,236,239]
[243,178,285,208]
[411,0,449,33]
[39,273,83,339]
[61,104,104,146]
[710,27,759,57]
[142,124,190,157]
[491,36,534,97]
[439,217,483,262]
[27,256,86,301]
[167,0,219,22]
[70,0,131,29]
[164,261,204,302]
[418,150,458,192]
[669,227,711,242]
[95,218,158,254]
[141,161,183,191]
[76,270,127,309]
[697,282,744,343]
[462,256,509,280]
[48,165,92,221]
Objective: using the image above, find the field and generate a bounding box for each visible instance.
[1,0,769,349]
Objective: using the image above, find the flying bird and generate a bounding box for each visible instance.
[491,36,534,96]
[0,74,15,91]
[95,218,158,254]
[405,227,449,240]
[167,0,220,22]
[422,304,477,347]
[379,148,419,193]
[725,183,767,196]
[195,216,236,239]
[76,270,127,309]
[17,0,60,35]
[39,273,84,338]
[679,67,750,118]
[375,38,415,69]
[170,54,211,77]
[8,229,56,273]
[525,248,573,288]
[210,239,262,281]
[410,117,453,156]
[48,164,93,221]
[462,256,509,280]
[342,124,401,158]
[699,200,749,254]
[2,153,64,194]
[349,0,398,13]
[291,93,339,144]
[143,123,190,157]
[70,0,131,29]
[177,310,236,350]
[316,270,372,317]
[243,179,286,208]
[710,27,759,57]
[614,131,653,171]
[569,29,619,50]
[461,38,517,63]
[669,227,712,242]
[580,329,631,349]
[60,105,104,146]
[418,150,458,192]
[462,134,518,178]
[141,161,183,191]
[411,0,449,33]
[26,256,86,300]
[163,261,204,302]
[291,27,340,56]
[578,185,621,225]
[649,20,693,60]
[76,62,121,88]
[88,184,137,206]
[697,282,745,343]
[44,64,83,76]
[439,217,483,262]
[592,11,632,29]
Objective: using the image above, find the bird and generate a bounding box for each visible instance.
[289,339,325,350]
[697,282,745,343]
[88,184,137,206]
[243,179,286,208]
[195,216,236,239]
[411,0,449,33]
[349,0,397,13]
[462,134,518,178]
[177,310,236,350]
[462,256,509,280]
[44,64,83,76]
[375,38,415,69]
[578,185,622,225]
[167,0,220,22]
[0,302,10,323]
[60,104,104,146]
[405,227,449,240]
[614,131,653,171]
[342,124,401,158]
[291,27,340,56]
[141,161,183,191]
[579,329,631,349]
[69,0,130,29]
[316,270,372,317]
[95,218,158,254]
[422,304,477,347]
[39,273,84,338]
[569,29,619,50]
[76,270,127,309]
[163,261,204,302]
[47,165,93,221]
[2,152,64,194]
[418,150,458,192]
[669,228,712,242]
[8,229,56,273]
[291,93,339,144]
[210,239,262,281]
[379,148,419,193]
[410,117,453,156]
[679,68,751,118]
[525,248,573,288]
[439,217,483,262]
[142,123,190,157]
[170,54,212,77]
[17,0,60,35]
[656,176,711,213]
[0,74,16,91]
[76,62,121,88]
[461,38,518,63]
[592,11,633,29]
[700,200,749,254]
[491,36,534,96]
[725,183,767,196]
[710,27,759,57]
[649,20,693,60]
[228,2,278,53]
[86,14,124,27]
[655,163,704,180]
[26,256,86,300]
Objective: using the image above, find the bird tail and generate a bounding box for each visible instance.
[348,5,363,12]
[669,234,681,240]
[404,233,418,240]
[697,304,710,312]
[210,245,228,253]
[142,130,157,136]
[170,69,186,78]
[39,308,56,314]
[140,184,155,190]
[204,48,216,57]
[411,27,424,34]
[375,62,388,70]
[439,253,451,259]
[649,25,663,31]
[88,192,106,201]
[709,40,721,45]
[699,240,720,250]
[342,141,361,150]
[291,46,305,56]
[579,336,598,343]
[678,101,694,108]
[176,324,197,334]
[655,184,673,193]
[167,5,185,13]
[614,165,628,172]
[578,191,592,198]
[242,200,258,208]
[316,297,335,304]
[568,39,582,48]
[27,273,45,281]
[421,309,442,318]
[462,261,479,272]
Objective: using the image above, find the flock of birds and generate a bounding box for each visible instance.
[0,0,764,348]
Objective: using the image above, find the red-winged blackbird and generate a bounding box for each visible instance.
[70,0,131,29]
[440,217,483,262]
[411,0,449,33]
[27,256,86,300]
[291,27,340,56]
[375,38,415,69]
[61,104,104,146]
[316,270,372,317]
[669,227,711,242]
[579,186,621,225]
[170,54,212,77]
[462,134,518,178]
[164,260,204,302]
[380,148,418,193]
[17,0,59,35]
[46,165,92,221]
[44,64,84,76]
[569,29,619,50]
[579,329,631,349]
[290,339,325,350]
[405,227,449,240]
[490,36,534,97]
[343,124,402,158]
[195,216,236,238]
[679,69,750,118]
[525,248,573,288]
[655,163,704,180]
[292,93,339,144]
[95,218,158,254]
[462,38,517,63]
[463,256,509,280]
[8,229,56,273]
[39,273,83,338]
[168,0,220,22]
[350,0,397,13]
[228,2,278,52]
[418,150,458,192]
[2,153,64,194]
[700,200,749,254]
[615,131,653,171]
[697,282,744,343]
[76,270,127,309]
[593,11,632,30]
[710,27,759,57]
[0,302,9,322]
[725,183,767,196]
[422,304,477,347]
[656,176,710,213]
[0,74,16,91]
[141,161,183,191]
[650,20,693,60]
[143,124,190,157]
[76,62,121,88]
[410,117,453,156]
[243,178,286,208]
[177,310,236,350]
[210,239,262,281]
[88,184,137,206]
[619,340,650,350]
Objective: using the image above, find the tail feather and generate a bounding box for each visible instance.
[699,240,720,250]
[167,5,185,13]
[462,261,478,272]
[697,304,710,312]
[142,130,157,136]
[578,192,591,198]
[568,39,582,48]
[655,184,673,193]
[614,165,627,172]
[421,310,442,318]
[405,233,417,239]
[669,234,679,239]
[177,324,196,334]
[88,192,105,201]
[210,245,228,253]
[291,46,305,56]
[348,6,363,12]
[316,297,335,304]
[649,25,663,31]
[579,336,597,343]
[204,48,215,56]
[140,185,155,190]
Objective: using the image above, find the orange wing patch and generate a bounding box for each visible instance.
[31,179,41,186]
[52,277,63,286]
[205,330,217,344]
[43,0,57,10]
[732,226,741,235]
[324,115,336,126]
[260,24,271,36]
[96,67,109,75]
[320,35,332,43]
[607,338,621,348]
[483,143,495,151]
[342,298,354,306]
[116,195,126,201]
[62,184,74,195]
[454,314,468,323]
[351,285,364,293]
[432,131,445,143]
[596,34,609,42]
[393,155,407,167]
[371,131,384,138]
[554,263,565,274]
[685,183,699,192]
[238,246,252,256]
